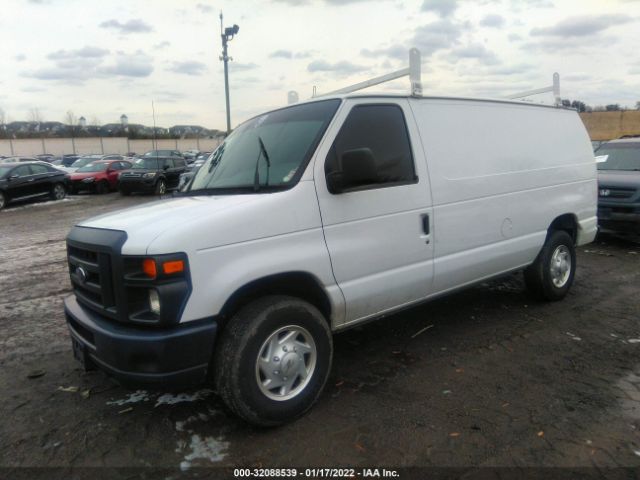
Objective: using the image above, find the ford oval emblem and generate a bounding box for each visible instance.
[76,267,88,284]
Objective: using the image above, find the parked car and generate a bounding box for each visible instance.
[595,137,640,234]
[36,154,55,162]
[182,149,200,162]
[178,161,206,190]
[60,155,103,173]
[0,156,40,164]
[142,150,183,159]
[118,156,187,195]
[0,161,67,210]
[64,94,596,426]
[67,159,132,194]
[59,155,80,167]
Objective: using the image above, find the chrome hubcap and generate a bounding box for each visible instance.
[159,182,166,194]
[550,245,571,288]
[0,194,4,208]
[54,185,65,199]
[255,325,317,401]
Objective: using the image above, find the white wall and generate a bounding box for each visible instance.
[0,137,223,157]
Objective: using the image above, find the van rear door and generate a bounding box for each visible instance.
[314,98,434,326]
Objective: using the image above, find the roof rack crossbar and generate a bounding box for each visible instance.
[310,48,422,99]
[506,72,561,106]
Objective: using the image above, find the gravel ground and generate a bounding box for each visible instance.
[1,192,640,477]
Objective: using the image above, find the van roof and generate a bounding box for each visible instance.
[297,92,570,111]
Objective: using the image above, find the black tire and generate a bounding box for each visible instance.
[214,296,333,427]
[0,191,6,210]
[155,178,166,195]
[96,181,109,194]
[119,189,131,196]
[524,230,576,301]
[50,183,66,201]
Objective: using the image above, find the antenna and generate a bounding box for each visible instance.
[151,100,157,151]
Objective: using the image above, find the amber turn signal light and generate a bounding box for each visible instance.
[142,258,157,278]
[162,260,185,275]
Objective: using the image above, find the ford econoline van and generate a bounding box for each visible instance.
[64,93,597,425]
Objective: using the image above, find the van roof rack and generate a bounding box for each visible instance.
[288,48,422,104]
[287,48,560,107]
[505,73,561,106]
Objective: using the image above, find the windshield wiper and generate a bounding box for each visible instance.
[253,136,271,192]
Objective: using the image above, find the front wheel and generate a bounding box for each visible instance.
[50,183,66,201]
[524,230,576,301]
[0,191,6,210]
[214,296,333,426]
[96,181,109,194]
[155,179,166,195]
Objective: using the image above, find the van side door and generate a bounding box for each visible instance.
[314,99,434,326]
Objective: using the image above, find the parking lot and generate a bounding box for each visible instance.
[1,193,640,473]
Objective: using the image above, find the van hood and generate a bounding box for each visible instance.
[79,194,263,252]
[597,170,640,188]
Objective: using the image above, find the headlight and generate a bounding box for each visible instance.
[148,289,160,315]
[82,177,95,182]
[143,172,156,179]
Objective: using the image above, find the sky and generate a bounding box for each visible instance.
[2,0,639,130]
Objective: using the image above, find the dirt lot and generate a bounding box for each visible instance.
[1,193,640,476]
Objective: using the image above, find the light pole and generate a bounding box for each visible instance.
[219,12,239,135]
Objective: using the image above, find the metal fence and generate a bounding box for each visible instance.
[0,137,223,157]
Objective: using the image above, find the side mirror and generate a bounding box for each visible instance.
[326,148,378,194]
[8,174,19,181]
[163,165,170,171]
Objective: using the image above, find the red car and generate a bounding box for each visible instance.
[68,159,132,194]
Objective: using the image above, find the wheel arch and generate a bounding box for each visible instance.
[218,271,333,328]
[547,213,578,244]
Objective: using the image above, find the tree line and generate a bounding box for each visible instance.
[561,100,640,113]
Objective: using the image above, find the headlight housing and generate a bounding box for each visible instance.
[82,177,95,183]
[143,172,156,179]
[122,253,191,325]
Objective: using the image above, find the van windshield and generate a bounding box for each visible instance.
[596,143,640,171]
[187,99,341,194]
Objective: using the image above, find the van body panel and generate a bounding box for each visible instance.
[313,98,434,324]
[409,98,596,293]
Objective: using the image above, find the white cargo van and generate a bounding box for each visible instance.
[64,64,597,426]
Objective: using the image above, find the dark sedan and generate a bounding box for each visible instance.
[0,162,67,210]
[118,156,187,195]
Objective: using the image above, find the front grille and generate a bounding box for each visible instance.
[68,244,117,319]
[599,186,636,199]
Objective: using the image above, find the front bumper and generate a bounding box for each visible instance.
[69,179,97,192]
[598,203,640,233]
[119,177,157,193]
[64,295,217,388]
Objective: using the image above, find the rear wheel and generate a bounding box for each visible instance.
[50,183,66,201]
[155,178,166,195]
[214,296,332,426]
[96,181,109,194]
[524,230,576,301]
